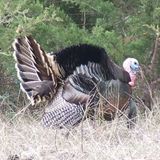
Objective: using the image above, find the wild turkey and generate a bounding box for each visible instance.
[12,36,140,128]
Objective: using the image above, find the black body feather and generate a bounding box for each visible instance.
[54,44,130,83]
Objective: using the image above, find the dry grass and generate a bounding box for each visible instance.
[0,98,160,160]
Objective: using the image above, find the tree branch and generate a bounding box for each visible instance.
[149,34,160,71]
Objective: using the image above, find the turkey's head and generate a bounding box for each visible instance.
[123,58,140,87]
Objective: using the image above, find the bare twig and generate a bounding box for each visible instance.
[149,34,160,71]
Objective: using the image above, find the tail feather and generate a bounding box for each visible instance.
[19,71,40,81]
[12,36,59,104]
[16,64,37,73]
[14,50,34,68]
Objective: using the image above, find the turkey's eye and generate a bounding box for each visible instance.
[134,62,137,65]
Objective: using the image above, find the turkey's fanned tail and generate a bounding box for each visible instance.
[12,36,61,105]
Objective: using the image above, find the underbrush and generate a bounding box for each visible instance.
[0,96,160,160]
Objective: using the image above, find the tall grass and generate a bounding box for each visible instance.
[0,96,160,160]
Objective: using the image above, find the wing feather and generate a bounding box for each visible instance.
[62,63,103,105]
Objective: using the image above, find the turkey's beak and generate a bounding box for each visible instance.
[130,64,140,73]
[135,65,140,72]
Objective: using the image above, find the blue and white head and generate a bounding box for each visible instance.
[123,58,140,74]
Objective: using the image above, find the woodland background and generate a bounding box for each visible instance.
[0,0,160,99]
[0,1,160,159]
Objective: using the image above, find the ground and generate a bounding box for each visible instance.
[0,98,160,160]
